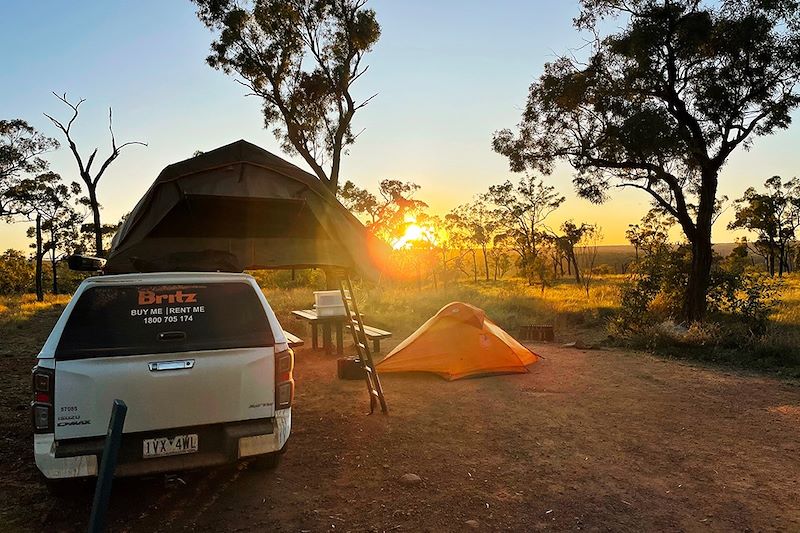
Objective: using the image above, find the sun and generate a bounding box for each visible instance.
[392,217,437,249]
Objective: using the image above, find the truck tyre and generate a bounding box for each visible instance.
[45,477,91,498]
[250,452,281,470]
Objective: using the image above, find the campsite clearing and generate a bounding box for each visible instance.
[2,331,799,531]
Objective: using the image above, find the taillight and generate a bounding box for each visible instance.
[275,348,294,410]
[31,366,55,433]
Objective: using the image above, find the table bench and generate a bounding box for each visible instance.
[291,309,358,355]
[346,324,392,354]
[282,330,304,349]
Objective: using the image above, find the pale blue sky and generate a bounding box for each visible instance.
[1,0,796,249]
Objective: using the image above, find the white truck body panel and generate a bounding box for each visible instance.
[53,347,276,440]
[34,272,292,479]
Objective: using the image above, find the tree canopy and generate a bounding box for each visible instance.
[729,175,800,276]
[0,120,58,217]
[493,0,800,319]
[194,0,380,193]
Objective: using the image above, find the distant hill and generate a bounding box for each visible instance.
[593,243,739,274]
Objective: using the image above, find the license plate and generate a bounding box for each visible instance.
[142,434,198,458]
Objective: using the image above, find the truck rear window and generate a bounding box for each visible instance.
[56,282,274,360]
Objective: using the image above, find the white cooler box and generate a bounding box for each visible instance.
[314,290,348,316]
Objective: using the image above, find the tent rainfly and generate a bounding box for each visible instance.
[104,140,389,279]
[376,302,541,380]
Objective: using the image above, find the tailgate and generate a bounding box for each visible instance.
[50,280,279,441]
[54,347,275,440]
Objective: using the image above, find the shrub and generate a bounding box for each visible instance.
[610,245,784,351]
[707,270,782,334]
[592,264,615,275]
[0,250,34,295]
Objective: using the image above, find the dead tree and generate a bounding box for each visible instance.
[44,92,146,256]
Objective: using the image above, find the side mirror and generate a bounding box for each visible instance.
[66,254,107,272]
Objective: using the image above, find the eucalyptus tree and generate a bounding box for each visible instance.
[494,0,800,319]
[729,176,800,276]
[0,120,58,218]
[339,179,428,243]
[447,199,497,281]
[484,176,565,284]
[8,172,82,299]
[194,0,381,194]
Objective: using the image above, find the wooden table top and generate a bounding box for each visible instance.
[291,309,360,322]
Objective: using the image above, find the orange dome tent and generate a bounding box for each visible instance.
[376,302,540,380]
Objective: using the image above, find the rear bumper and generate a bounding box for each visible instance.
[35,409,291,479]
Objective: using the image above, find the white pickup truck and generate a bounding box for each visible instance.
[32,272,293,480]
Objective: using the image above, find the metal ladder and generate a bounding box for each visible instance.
[337,271,388,414]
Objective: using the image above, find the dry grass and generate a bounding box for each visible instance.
[0,294,71,357]
[753,275,800,370]
[0,294,71,322]
[266,276,624,343]
[2,274,798,370]
[773,275,800,326]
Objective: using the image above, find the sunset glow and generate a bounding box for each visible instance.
[392,219,438,249]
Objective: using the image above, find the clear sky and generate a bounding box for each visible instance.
[1,0,797,250]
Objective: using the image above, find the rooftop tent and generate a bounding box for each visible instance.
[104,140,389,279]
[376,302,541,380]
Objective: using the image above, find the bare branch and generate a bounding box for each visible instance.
[354,92,378,111]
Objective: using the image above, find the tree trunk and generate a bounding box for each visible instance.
[51,259,58,294]
[51,228,58,294]
[769,247,776,277]
[680,167,720,321]
[684,233,713,321]
[472,250,478,283]
[569,251,581,284]
[441,248,447,288]
[482,246,489,281]
[35,214,43,302]
[89,185,103,257]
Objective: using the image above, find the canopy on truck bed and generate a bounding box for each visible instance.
[104,140,388,280]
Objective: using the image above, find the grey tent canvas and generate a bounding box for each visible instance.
[104,140,388,279]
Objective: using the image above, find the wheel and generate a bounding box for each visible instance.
[250,452,282,470]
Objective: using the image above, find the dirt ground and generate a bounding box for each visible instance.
[2,334,800,532]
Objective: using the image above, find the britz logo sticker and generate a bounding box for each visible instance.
[138,289,197,305]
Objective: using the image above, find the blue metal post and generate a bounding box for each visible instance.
[88,399,127,533]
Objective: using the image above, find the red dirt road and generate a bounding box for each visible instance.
[2,343,800,532]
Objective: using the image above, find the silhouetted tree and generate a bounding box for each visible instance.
[484,176,565,284]
[0,120,58,217]
[8,173,82,300]
[0,249,34,295]
[44,93,146,256]
[626,209,675,263]
[194,0,381,193]
[556,221,595,284]
[494,0,800,320]
[575,225,602,298]
[339,179,428,243]
[729,176,800,276]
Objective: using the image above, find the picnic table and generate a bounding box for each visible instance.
[291,309,358,355]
